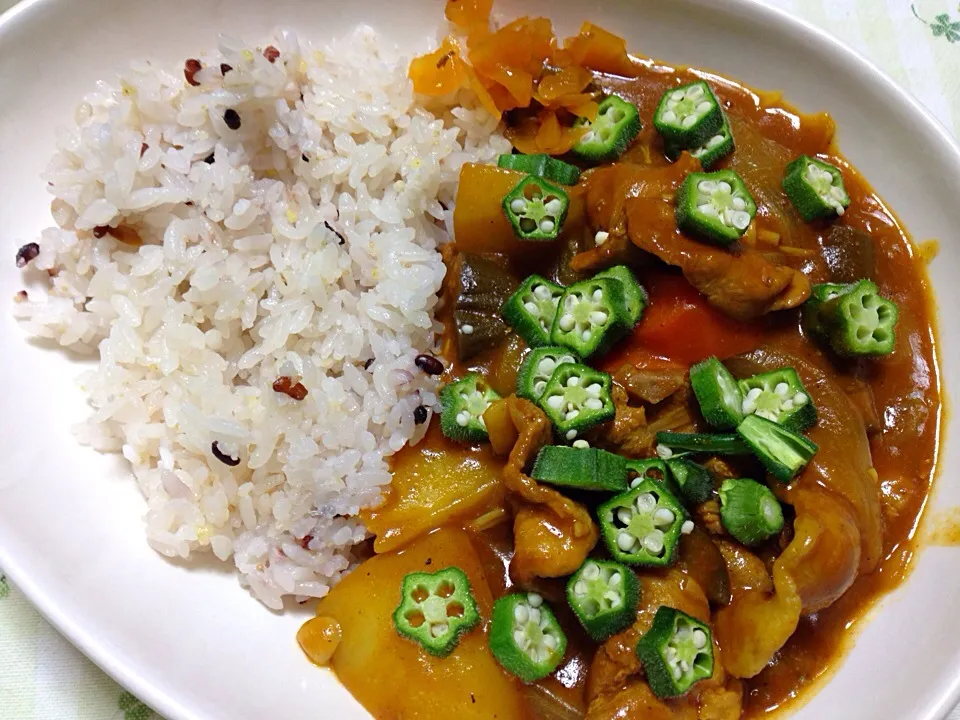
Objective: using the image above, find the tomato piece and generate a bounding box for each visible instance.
[604,272,768,367]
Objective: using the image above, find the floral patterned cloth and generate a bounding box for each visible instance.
[2,1,960,718]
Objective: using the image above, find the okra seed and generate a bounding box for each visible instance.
[514,629,528,648]
[681,520,695,535]
[565,409,580,421]
[687,84,705,99]
[672,666,683,680]
[682,114,698,128]
[717,181,732,194]
[595,230,609,246]
[661,109,678,124]
[585,398,603,411]
[540,219,555,234]
[582,329,592,341]
[567,376,580,387]
[656,445,673,459]
[692,629,708,649]
[642,531,665,555]
[431,623,448,638]
[456,411,470,427]
[462,324,474,334]
[572,439,590,449]
[605,592,621,606]
[590,311,608,325]
[698,202,718,217]
[794,393,808,405]
[731,210,751,230]
[592,289,603,302]
[584,563,601,580]
[534,381,547,395]
[538,358,555,374]
[781,400,795,411]
[586,383,602,397]
[546,395,563,410]
[707,134,725,148]
[527,593,543,607]
[514,604,529,624]
[582,130,596,143]
[775,382,790,396]
[732,197,747,211]
[698,180,717,193]
[533,284,550,299]
[545,198,563,215]
[609,572,622,586]
[524,301,539,314]
[636,493,657,513]
[566,429,577,440]
[617,532,636,551]
[528,608,541,625]
[617,508,633,525]
[654,508,675,526]
[559,314,575,331]
[696,101,712,113]
[746,387,762,401]
[511,198,527,213]
[670,90,685,102]
[543,634,558,650]
[574,581,587,595]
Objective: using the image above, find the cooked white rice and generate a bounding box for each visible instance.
[13,27,509,608]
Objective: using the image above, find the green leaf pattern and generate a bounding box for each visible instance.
[913,4,960,42]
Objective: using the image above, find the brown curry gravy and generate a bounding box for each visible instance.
[323,57,942,719]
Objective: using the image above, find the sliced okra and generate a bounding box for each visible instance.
[566,559,641,642]
[665,458,714,506]
[516,346,581,402]
[655,431,750,456]
[598,478,689,567]
[626,458,670,487]
[502,175,569,241]
[537,363,615,442]
[550,277,631,358]
[689,356,744,430]
[532,444,628,493]
[818,279,899,357]
[592,265,648,326]
[783,155,850,222]
[654,81,724,149]
[736,415,818,483]
[501,274,565,348]
[676,170,757,245]
[572,95,642,164]
[498,153,581,186]
[738,367,816,433]
[439,374,501,444]
[801,282,851,342]
[392,566,480,657]
[718,478,784,546]
[667,112,735,170]
[489,592,567,682]
[636,606,714,699]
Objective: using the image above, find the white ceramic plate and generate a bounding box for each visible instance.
[1,0,958,718]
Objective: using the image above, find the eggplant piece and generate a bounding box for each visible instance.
[454,253,520,360]
[819,225,875,283]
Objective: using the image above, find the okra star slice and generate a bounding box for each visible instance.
[736,415,819,483]
[818,279,899,357]
[626,458,670,487]
[676,170,757,245]
[636,606,715,699]
[598,478,689,567]
[537,363,615,442]
[502,175,570,241]
[566,559,641,642]
[592,265,648,326]
[439,374,501,443]
[516,346,581,402]
[501,274,565,347]
[532,445,628,492]
[738,367,817,433]
[783,155,851,221]
[689,356,744,430]
[718,478,784,546]
[489,592,567,682]
[801,282,851,341]
[572,95,642,164]
[392,566,481,657]
[550,277,631,358]
[667,113,735,171]
[654,81,724,148]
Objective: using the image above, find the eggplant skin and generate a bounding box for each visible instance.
[454,253,519,360]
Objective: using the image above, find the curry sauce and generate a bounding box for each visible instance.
[304,15,941,720]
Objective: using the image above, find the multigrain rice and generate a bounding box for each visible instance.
[13,27,509,608]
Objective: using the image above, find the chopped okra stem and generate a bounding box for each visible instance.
[817,279,899,357]
[592,265,648,326]
[676,170,757,245]
[537,363,615,441]
[783,155,851,221]
[655,431,750,456]
[532,445,628,492]
[439,373,501,443]
[502,175,570,241]
[626,458,669,487]
[718,478,784,546]
[689,356,744,430]
[497,153,581,185]
[636,606,715,699]
[489,592,567,682]
[801,282,851,342]
[550,277,631,358]
[736,415,818,483]
[572,95,642,164]
[597,478,689,567]
[738,367,817,433]
[566,559,641,642]
[654,81,724,149]
[665,458,714,505]
[516,346,581,402]
[501,274,565,347]
[392,566,480,657]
